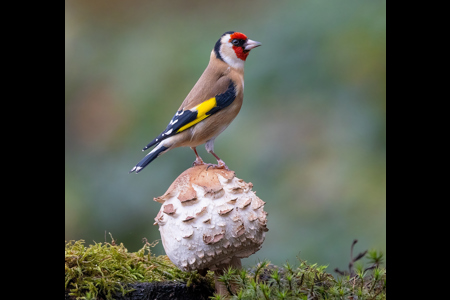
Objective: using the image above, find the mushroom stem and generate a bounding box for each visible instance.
[213,256,242,296]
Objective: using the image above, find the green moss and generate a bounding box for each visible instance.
[214,257,385,300]
[65,237,214,299]
[213,243,386,300]
[65,238,386,300]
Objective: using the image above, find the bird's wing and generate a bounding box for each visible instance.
[142,78,236,151]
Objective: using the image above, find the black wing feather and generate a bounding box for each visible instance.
[143,110,198,150]
[206,81,236,115]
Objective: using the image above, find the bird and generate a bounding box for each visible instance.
[129,31,261,174]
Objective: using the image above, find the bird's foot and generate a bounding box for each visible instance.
[192,157,206,167]
[206,160,230,171]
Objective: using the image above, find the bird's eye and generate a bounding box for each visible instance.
[232,39,240,46]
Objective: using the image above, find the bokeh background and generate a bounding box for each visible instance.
[65,0,386,271]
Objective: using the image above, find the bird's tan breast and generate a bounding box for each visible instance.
[173,54,245,147]
[191,66,244,145]
[190,92,243,143]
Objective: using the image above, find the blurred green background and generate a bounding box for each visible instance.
[65,0,386,271]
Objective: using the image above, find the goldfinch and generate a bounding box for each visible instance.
[129,31,261,174]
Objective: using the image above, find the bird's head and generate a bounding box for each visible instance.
[214,31,261,70]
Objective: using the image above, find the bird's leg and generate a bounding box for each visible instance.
[191,147,205,166]
[208,151,230,170]
[204,139,230,170]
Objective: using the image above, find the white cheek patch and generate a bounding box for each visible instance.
[222,53,245,70]
[219,35,245,70]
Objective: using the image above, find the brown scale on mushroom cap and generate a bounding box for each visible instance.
[153,165,268,272]
[153,164,234,204]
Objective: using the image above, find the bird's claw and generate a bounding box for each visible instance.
[192,158,205,167]
[206,160,229,171]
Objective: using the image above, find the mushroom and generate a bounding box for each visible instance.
[153,164,268,295]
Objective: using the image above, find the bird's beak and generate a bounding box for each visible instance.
[244,39,262,51]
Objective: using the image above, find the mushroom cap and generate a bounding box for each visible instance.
[154,165,268,272]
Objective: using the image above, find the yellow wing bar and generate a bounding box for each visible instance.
[177,97,217,133]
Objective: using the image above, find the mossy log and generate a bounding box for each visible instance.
[65,281,214,300]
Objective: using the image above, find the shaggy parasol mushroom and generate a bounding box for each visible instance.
[153,165,268,295]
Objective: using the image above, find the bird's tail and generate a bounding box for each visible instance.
[129,145,169,174]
